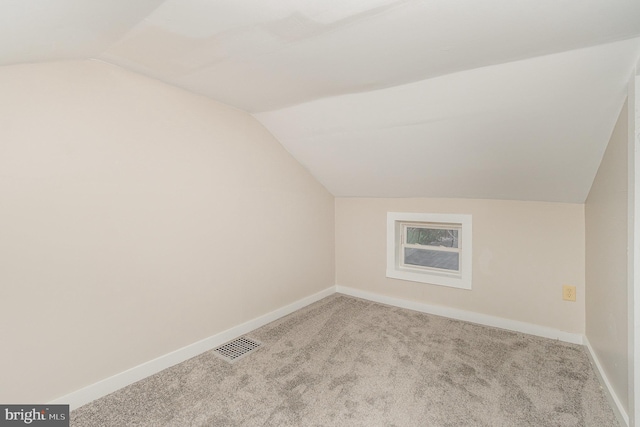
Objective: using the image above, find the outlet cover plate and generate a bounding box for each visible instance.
[562,285,576,301]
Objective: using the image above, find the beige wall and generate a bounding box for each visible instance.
[336,198,585,332]
[0,60,335,403]
[585,100,629,412]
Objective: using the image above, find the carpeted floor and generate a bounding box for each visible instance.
[71,294,619,426]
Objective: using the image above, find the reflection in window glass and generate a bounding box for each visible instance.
[406,227,458,248]
[404,248,459,271]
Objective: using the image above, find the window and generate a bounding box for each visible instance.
[401,223,460,272]
[387,212,472,289]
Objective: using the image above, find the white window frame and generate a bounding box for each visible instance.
[399,221,462,273]
[387,212,472,290]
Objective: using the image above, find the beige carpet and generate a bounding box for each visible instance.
[71,294,619,426]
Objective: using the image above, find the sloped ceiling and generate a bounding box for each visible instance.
[2,0,640,202]
[256,39,640,201]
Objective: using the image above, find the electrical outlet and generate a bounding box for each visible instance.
[562,285,576,302]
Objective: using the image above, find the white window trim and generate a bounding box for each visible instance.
[387,212,472,290]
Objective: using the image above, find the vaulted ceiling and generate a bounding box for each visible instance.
[2,0,640,202]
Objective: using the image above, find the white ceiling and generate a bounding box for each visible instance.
[257,39,640,201]
[2,0,640,202]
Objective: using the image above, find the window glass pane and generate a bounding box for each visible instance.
[404,248,459,271]
[406,227,458,248]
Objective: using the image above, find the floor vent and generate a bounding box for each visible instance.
[213,337,262,363]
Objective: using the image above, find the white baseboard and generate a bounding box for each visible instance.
[52,284,596,412]
[584,337,629,426]
[336,285,584,345]
[51,286,335,410]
